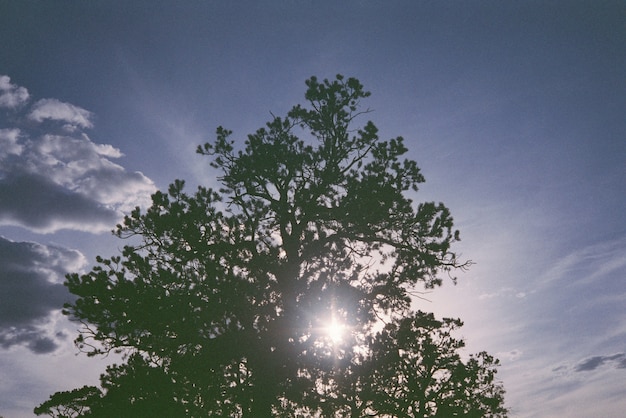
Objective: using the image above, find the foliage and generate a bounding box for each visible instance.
[37,75,506,417]
[34,386,101,418]
[34,354,186,418]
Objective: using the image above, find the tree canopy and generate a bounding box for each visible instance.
[36,75,507,417]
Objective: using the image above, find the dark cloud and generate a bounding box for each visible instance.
[0,327,60,354]
[0,236,85,353]
[0,75,156,233]
[0,173,120,233]
[574,353,626,372]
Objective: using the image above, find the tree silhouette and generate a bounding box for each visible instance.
[36,75,507,417]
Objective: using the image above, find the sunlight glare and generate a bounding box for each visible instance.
[325,318,345,344]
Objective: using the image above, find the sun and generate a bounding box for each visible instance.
[324,318,345,344]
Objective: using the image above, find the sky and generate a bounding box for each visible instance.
[0,1,625,416]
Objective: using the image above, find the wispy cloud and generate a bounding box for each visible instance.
[0,75,29,109]
[0,236,85,354]
[497,348,523,362]
[478,287,529,300]
[536,237,626,289]
[0,75,157,233]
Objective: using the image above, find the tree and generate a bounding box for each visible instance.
[37,75,507,417]
[34,386,101,418]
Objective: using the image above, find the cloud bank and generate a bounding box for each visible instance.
[0,236,85,353]
[0,76,159,354]
[0,75,156,233]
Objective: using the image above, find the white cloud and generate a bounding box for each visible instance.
[0,78,157,233]
[0,132,156,232]
[28,98,93,129]
[0,75,29,109]
[93,142,124,158]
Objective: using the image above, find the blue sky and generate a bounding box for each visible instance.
[1,1,625,416]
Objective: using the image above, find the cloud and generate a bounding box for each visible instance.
[497,348,523,362]
[537,237,626,289]
[0,76,157,233]
[478,286,529,300]
[550,353,626,376]
[28,98,93,130]
[0,172,120,233]
[574,353,626,372]
[0,236,86,354]
[0,75,29,109]
[0,326,63,355]
[0,128,23,157]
